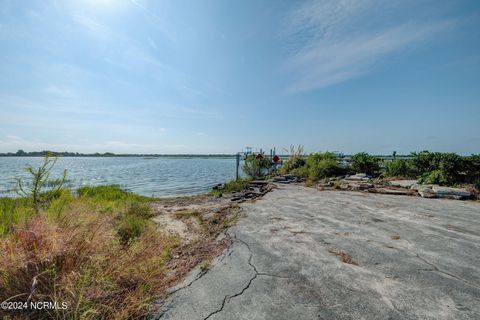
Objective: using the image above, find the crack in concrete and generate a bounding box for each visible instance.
[155,237,236,319]
[416,254,480,290]
[203,233,290,320]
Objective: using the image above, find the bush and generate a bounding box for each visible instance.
[349,152,381,176]
[243,154,271,178]
[465,154,480,184]
[279,156,306,174]
[279,144,306,175]
[305,152,342,180]
[418,169,450,185]
[409,151,465,185]
[383,159,412,178]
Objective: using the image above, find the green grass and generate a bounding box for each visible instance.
[77,184,151,202]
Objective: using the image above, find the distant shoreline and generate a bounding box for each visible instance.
[0,152,237,158]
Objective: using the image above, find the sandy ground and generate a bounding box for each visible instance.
[153,184,480,320]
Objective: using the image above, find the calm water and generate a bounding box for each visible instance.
[0,157,241,197]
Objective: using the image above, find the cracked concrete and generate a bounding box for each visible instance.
[153,184,480,320]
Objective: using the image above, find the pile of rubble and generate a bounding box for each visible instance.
[271,173,475,201]
[230,181,275,202]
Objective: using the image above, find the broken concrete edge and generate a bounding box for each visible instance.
[148,184,276,317]
[230,182,276,202]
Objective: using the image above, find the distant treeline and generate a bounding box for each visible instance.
[0,150,236,158]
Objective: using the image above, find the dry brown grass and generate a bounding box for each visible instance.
[0,194,178,320]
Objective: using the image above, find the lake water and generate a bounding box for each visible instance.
[0,157,241,197]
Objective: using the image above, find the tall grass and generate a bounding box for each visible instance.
[0,185,178,319]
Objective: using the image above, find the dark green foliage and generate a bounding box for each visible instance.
[384,151,479,186]
[349,152,381,176]
[465,154,480,184]
[408,151,465,185]
[243,154,271,178]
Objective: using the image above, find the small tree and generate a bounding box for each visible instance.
[16,155,67,215]
[243,154,271,179]
[349,152,381,176]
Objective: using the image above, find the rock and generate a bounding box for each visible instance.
[389,180,418,188]
[431,186,471,199]
[345,173,372,181]
[340,183,350,190]
[413,184,472,200]
[347,182,374,190]
[369,188,417,196]
[321,181,334,187]
[250,180,269,185]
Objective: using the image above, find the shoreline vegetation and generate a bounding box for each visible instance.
[0,156,244,319]
[1,149,479,319]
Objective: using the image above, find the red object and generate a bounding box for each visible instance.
[272,155,280,163]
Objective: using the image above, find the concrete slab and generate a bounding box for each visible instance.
[153,185,480,320]
[389,180,418,188]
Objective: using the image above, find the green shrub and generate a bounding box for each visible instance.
[290,165,309,178]
[409,151,465,185]
[383,159,412,178]
[305,152,342,180]
[349,152,381,176]
[279,145,306,175]
[243,154,271,178]
[418,169,450,185]
[279,156,306,174]
[465,154,480,184]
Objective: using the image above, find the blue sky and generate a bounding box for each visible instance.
[0,0,479,154]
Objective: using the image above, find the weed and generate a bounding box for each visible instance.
[199,261,210,272]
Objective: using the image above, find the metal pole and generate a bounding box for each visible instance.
[236,152,240,181]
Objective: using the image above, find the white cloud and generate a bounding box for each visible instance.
[283,0,456,92]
